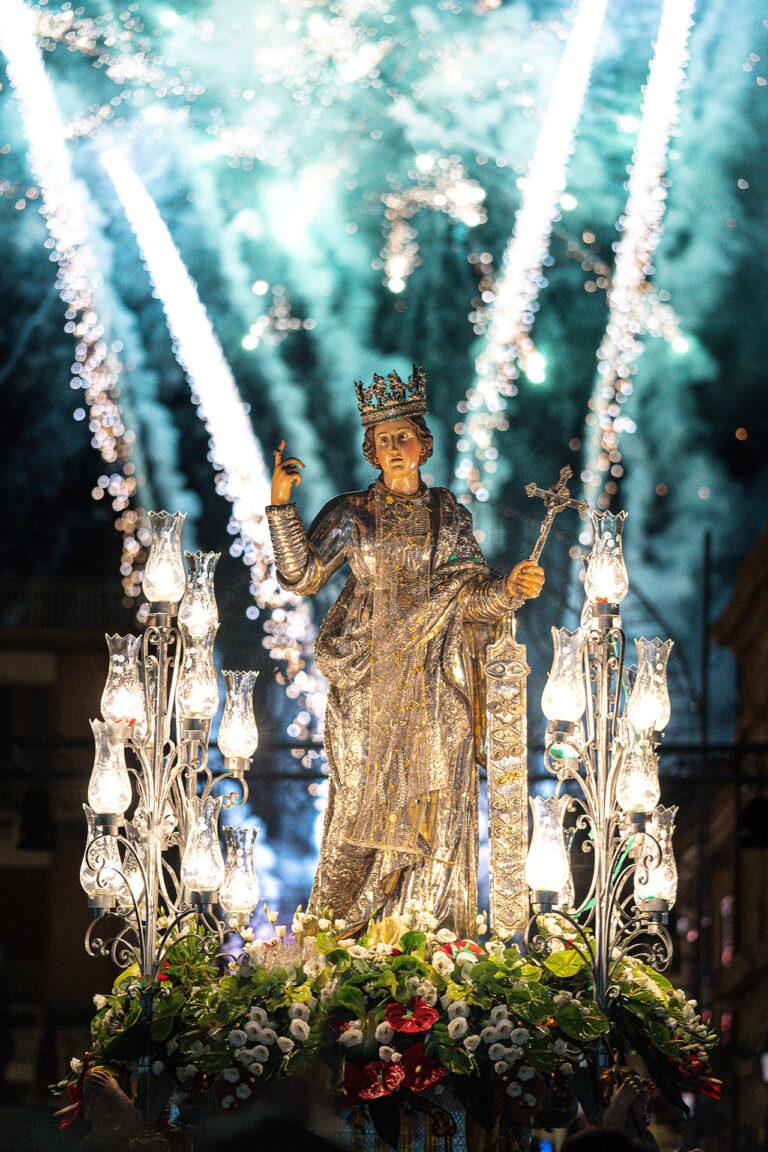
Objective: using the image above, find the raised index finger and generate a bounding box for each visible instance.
[274,439,286,464]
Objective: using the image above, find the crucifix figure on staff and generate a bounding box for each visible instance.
[265,366,545,936]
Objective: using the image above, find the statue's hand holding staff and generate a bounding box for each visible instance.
[271,440,305,505]
[505,559,545,601]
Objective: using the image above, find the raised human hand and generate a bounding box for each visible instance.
[505,559,545,600]
[271,439,305,505]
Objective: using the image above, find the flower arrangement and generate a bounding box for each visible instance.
[54,905,718,1142]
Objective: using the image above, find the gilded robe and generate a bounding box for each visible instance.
[268,479,515,935]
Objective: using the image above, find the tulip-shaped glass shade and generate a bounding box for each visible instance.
[177,625,220,720]
[101,634,148,742]
[525,794,571,896]
[219,671,259,759]
[584,510,629,604]
[80,805,125,897]
[181,795,225,893]
[541,627,587,723]
[616,728,661,813]
[143,511,187,604]
[178,551,220,639]
[88,719,131,816]
[220,826,260,922]
[628,637,673,732]
[635,805,678,908]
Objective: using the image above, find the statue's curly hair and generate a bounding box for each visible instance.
[362,415,434,469]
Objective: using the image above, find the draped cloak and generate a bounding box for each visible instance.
[275,480,512,936]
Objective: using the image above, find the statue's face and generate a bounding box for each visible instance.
[373,418,422,482]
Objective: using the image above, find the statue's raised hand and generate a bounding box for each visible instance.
[505,559,545,600]
[271,440,305,505]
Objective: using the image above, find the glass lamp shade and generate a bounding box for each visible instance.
[628,637,673,732]
[178,551,220,639]
[177,625,220,721]
[80,805,124,897]
[181,795,225,892]
[541,626,587,723]
[220,826,260,921]
[101,634,148,742]
[88,719,131,816]
[635,805,678,907]
[219,671,259,759]
[525,794,571,896]
[584,510,629,604]
[142,511,187,604]
[616,729,660,813]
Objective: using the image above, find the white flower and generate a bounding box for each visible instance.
[507,1045,523,1062]
[70,1058,83,1074]
[683,1003,696,1023]
[222,1067,240,1083]
[244,1021,262,1041]
[489,1005,509,1024]
[494,1061,510,1075]
[177,1065,197,1082]
[340,1028,363,1047]
[448,1017,468,1039]
[290,1018,311,1041]
[416,980,438,1007]
[375,1021,395,1043]
[221,1095,234,1109]
[166,1039,179,1056]
[374,942,395,956]
[561,1062,574,1077]
[432,952,454,976]
[379,1045,396,1062]
[510,1027,529,1045]
[436,928,457,944]
[506,1082,522,1097]
[318,918,331,930]
[407,975,421,995]
[277,1036,295,1054]
[447,1001,470,1020]
[463,1034,481,1052]
[524,1093,537,1107]
[349,944,369,959]
[289,1002,310,1021]
[304,955,326,978]
[480,1026,499,1045]
[240,927,254,943]
[554,991,572,1006]
[251,1062,264,1076]
[334,918,347,931]
[488,1043,509,1062]
[496,1020,513,1039]
[260,1028,278,1045]
[338,937,357,948]
[235,1083,252,1099]
[251,1045,270,1063]
[152,1061,165,1075]
[93,994,107,1010]
[228,1029,248,1048]
[485,939,505,958]
[518,1065,535,1081]
[553,1039,568,1056]
[238,1049,255,1066]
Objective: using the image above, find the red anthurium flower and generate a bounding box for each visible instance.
[399,1042,446,1093]
[343,1059,405,1101]
[55,1057,95,1129]
[438,939,483,964]
[384,997,439,1034]
[157,961,171,982]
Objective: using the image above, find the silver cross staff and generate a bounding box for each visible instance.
[507,465,588,611]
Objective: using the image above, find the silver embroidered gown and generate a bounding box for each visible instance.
[266,479,515,936]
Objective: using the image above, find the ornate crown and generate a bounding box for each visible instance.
[354,364,427,428]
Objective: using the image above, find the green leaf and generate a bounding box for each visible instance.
[315,932,338,955]
[399,931,427,958]
[543,950,586,978]
[390,955,430,977]
[436,1044,474,1075]
[334,984,367,1018]
[150,1014,175,1042]
[367,1096,401,1150]
[556,1000,609,1042]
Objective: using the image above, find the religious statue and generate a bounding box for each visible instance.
[266,367,544,936]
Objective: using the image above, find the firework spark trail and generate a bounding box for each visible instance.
[456,0,609,504]
[102,150,325,735]
[581,0,697,510]
[0,0,146,599]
